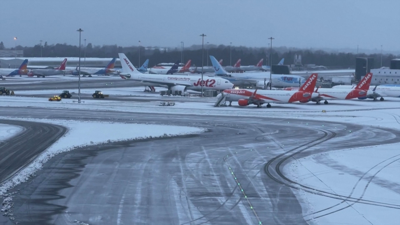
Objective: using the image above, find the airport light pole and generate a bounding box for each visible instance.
[229,42,233,66]
[138,40,141,67]
[40,40,43,57]
[380,45,383,67]
[181,41,184,65]
[200,34,206,97]
[268,37,274,90]
[84,39,86,66]
[77,28,83,104]
[207,42,209,66]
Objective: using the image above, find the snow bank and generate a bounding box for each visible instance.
[0,117,205,195]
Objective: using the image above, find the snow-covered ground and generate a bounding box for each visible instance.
[0,124,23,142]
[0,118,205,195]
[1,92,400,224]
[287,143,400,225]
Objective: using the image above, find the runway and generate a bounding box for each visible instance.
[1,107,399,224]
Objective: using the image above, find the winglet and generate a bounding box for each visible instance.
[300,73,318,93]
[373,84,378,92]
[355,73,373,91]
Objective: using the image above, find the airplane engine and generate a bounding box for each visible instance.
[170,85,187,96]
[238,99,249,106]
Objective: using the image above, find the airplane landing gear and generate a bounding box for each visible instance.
[380,97,384,101]
[267,103,271,108]
[324,100,329,104]
[229,101,232,106]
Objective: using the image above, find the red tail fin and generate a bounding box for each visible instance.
[256,58,264,67]
[233,59,241,68]
[355,73,372,91]
[179,60,191,72]
[299,73,318,93]
[219,59,223,65]
[57,58,67,70]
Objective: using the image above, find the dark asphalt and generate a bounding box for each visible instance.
[0,107,399,225]
[0,119,66,183]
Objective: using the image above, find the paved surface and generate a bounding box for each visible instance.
[0,119,66,184]
[1,77,133,91]
[0,107,399,225]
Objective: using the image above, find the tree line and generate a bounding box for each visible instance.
[0,41,396,69]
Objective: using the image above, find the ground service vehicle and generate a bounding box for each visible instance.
[49,95,61,101]
[92,90,109,98]
[0,87,14,95]
[59,90,72,98]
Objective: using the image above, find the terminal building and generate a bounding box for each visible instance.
[369,59,400,85]
[0,57,121,69]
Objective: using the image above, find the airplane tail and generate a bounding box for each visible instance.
[355,73,373,91]
[18,59,29,74]
[166,61,180,74]
[210,55,229,76]
[118,53,141,75]
[233,59,241,68]
[56,58,67,70]
[179,60,191,72]
[256,58,264,67]
[138,59,149,73]
[299,73,318,93]
[105,58,116,71]
[278,58,285,65]
[219,59,223,65]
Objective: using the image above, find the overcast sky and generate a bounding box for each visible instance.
[1,0,399,53]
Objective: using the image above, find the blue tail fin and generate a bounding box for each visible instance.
[278,58,285,65]
[8,59,29,76]
[210,55,229,76]
[166,61,180,74]
[138,59,149,73]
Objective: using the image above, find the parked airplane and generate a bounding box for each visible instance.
[28,58,68,77]
[210,55,305,88]
[240,58,264,72]
[332,83,400,101]
[313,73,373,104]
[225,59,241,72]
[189,59,224,73]
[262,58,285,71]
[118,53,233,94]
[0,59,29,78]
[71,58,116,76]
[218,73,318,108]
[149,61,180,74]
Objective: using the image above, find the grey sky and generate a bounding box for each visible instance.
[1,0,399,53]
